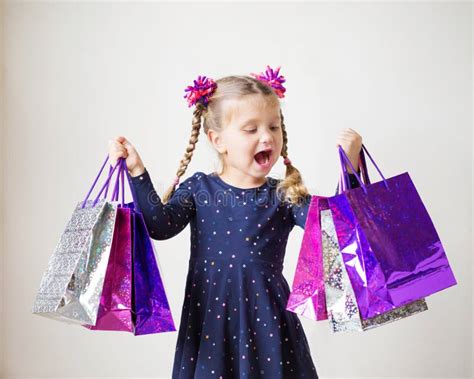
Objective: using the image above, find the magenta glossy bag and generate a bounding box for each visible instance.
[83,159,134,332]
[329,144,457,319]
[287,195,329,320]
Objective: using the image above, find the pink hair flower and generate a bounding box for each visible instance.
[250,65,287,98]
[183,75,217,108]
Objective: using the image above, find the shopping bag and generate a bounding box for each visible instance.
[129,194,176,335]
[32,156,121,325]
[321,207,428,333]
[286,195,329,320]
[83,160,134,332]
[82,158,176,335]
[328,144,457,319]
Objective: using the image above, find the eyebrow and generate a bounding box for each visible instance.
[240,117,280,127]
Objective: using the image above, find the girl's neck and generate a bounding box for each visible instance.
[217,167,267,189]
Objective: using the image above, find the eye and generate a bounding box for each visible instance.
[271,126,280,130]
[245,129,257,133]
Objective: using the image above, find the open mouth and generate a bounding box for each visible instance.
[254,149,272,167]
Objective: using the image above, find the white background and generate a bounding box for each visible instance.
[1,1,472,378]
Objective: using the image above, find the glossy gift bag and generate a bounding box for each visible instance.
[286,195,329,320]
[84,158,176,335]
[127,207,175,335]
[321,206,428,333]
[328,144,457,320]
[83,160,134,332]
[32,157,122,325]
[126,165,176,335]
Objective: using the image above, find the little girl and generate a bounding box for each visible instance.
[108,66,362,379]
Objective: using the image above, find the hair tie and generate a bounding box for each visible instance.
[183,75,217,108]
[250,65,287,99]
[173,175,180,186]
[283,157,292,166]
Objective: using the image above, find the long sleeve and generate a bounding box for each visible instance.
[291,172,362,229]
[128,168,203,240]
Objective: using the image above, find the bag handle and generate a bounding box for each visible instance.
[123,161,143,214]
[338,148,349,192]
[102,165,113,200]
[111,158,127,206]
[103,158,127,205]
[359,146,371,185]
[101,156,143,213]
[118,158,126,205]
[81,155,123,208]
[338,144,389,194]
[111,159,122,204]
[339,145,373,193]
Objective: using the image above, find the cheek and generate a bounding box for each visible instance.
[237,136,255,151]
[228,136,254,158]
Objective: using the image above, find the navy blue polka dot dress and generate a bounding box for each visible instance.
[129,168,359,379]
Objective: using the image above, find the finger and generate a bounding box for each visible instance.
[338,133,359,143]
[344,128,359,135]
[111,144,122,153]
[337,130,353,139]
[340,130,354,137]
[348,128,361,138]
[111,144,126,154]
[344,128,359,137]
[111,140,125,150]
[350,129,361,138]
[121,136,132,146]
[109,140,122,148]
[337,136,350,143]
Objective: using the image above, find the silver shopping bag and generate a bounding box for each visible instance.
[321,207,429,333]
[32,156,121,325]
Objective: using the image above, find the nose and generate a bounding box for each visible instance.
[259,128,273,144]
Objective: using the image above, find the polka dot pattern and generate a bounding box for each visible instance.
[129,168,360,378]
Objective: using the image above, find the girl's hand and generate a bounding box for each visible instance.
[335,128,363,174]
[108,136,146,177]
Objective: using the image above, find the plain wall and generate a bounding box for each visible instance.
[1,0,4,376]
[2,2,472,378]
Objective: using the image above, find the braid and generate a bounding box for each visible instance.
[162,103,205,204]
[280,109,289,162]
[276,109,310,206]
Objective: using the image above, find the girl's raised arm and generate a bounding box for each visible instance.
[128,168,203,240]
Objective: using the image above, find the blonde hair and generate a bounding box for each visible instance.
[162,75,310,206]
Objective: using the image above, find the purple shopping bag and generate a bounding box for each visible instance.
[129,204,176,335]
[328,144,457,319]
[84,161,134,332]
[121,161,176,336]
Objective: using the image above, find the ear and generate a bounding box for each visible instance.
[207,129,227,154]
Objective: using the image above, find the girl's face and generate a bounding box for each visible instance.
[208,94,283,183]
